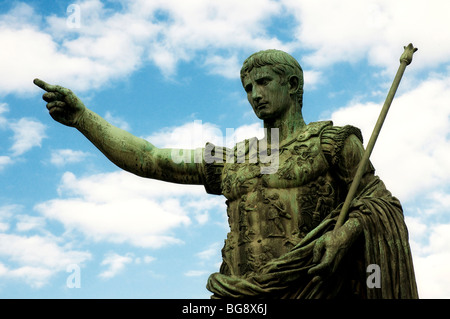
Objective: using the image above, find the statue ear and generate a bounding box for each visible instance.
[288,75,300,95]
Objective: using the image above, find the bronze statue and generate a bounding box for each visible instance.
[34,48,418,298]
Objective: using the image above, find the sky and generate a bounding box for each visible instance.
[0,0,449,299]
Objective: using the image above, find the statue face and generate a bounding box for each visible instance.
[243,66,291,120]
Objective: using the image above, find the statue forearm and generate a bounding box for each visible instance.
[340,217,363,245]
[76,108,155,177]
[74,108,205,185]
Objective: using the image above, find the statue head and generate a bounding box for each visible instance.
[240,49,304,110]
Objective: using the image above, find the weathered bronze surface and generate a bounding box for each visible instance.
[34,48,418,299]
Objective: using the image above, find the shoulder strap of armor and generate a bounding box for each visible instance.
[321,124,364,166]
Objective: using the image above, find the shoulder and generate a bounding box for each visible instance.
[319,122,364,166]
[321,122,363,143]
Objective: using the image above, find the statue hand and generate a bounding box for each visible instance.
[308,218,362,281]
[34,78,86,127]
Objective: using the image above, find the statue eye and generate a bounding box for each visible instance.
[258,77,271,86]
[245,84,252,93]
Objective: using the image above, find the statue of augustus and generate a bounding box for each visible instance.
[35,49,418,298]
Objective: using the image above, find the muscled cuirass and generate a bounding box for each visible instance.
[207,121,343,277]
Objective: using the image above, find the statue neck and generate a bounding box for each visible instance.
[263,104,305,144]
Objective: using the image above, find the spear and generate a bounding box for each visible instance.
[334,43,418,230]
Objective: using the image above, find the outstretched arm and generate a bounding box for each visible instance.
[34,79,205,185]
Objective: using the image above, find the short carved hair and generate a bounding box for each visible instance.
[240,49,304,108]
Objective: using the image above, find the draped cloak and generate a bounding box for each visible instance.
[202,121,418,299]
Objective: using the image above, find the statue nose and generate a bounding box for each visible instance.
[252,88,262,102]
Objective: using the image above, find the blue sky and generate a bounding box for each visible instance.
[1,0,450,299]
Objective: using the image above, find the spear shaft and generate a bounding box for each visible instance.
[334,43,418,230]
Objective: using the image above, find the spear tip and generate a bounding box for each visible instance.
[400,43,418,65]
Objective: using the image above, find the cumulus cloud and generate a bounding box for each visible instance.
[50,149,91,166]
[0,4,109,95]
[0,233,91,288]
[330,72,450,298]
[184,242,222,278]
[1,0,291,96]
[3,0,450,98]
[104,112,131,131]
[0,103,8,127]
[406,217,450,298]
[99,252,134,279]
[9,118,46,157]
[184,270,209,277]
[203,55,241,79]
[98,251,156,279]
[35,170,224,249]
[15,215,46,232]
[0,156,13,171]
[283,0,450,73]
[0,205,20,232]
[0,102,46,171]
[330,74,450,202]
[3,0,450,297]
[146,120,264,149]
[196,242,222,261]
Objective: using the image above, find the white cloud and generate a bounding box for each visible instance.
[330,74,450,202]
[146,120,264,149]
[135,256,155,264]
[15,215,46,232]
[99,252,134,279]
[0,156,13,171]
[0,103,8,127]
[186,197,226,226]
[35,170,223,248]
[330,72,450,299]
[184,242,222,278]
[0,205,20,232]
[99,252,155,278]
[3,0,450,97]
[135,0,288,75]
[0,0,292,96]
[184,270,209,277]
[422,192,450,216]
[0,102,46,170]
[0,102,46,160]
[0,1,145,94]
[283,0,450,73]
[104,112,131,131]
[3,0,449,297]
[50,149,91,166]
[414,251,450,299]
[0,24,104,95]
[204,55,241,79]
[405,219,450,298]
[303,70,322,90]
[196,242,222,261]
[9,118,46,156]
[0,233,91,288]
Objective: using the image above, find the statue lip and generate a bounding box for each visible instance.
[256,102,268,110]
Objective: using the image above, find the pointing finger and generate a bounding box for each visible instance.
[33,78,56,92]
[33,78,71,95]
